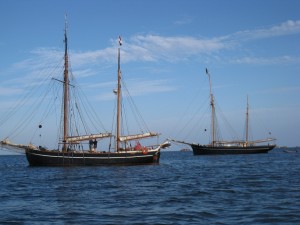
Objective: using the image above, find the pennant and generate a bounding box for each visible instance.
[118,36,122,46]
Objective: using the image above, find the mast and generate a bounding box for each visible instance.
[206,68,216,146]
[63,17,69,152]
[116,36,122,151]
[245,96,249,147]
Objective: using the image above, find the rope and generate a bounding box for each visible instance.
[121,78,150,133]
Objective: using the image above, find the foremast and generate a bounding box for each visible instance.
[63,17,69,152]
[116,36,122,151]
[245,96,249,147]
[206,68,216,146]
[115,37,159,152]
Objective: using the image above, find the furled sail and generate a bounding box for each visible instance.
[119,132,158,142]
[0,139,38,150]
[248,138,276,144]
[66,133,112,143]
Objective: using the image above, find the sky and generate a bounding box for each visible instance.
[0,0,300,152]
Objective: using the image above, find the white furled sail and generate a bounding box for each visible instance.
[119,132,158,142]
[66,133,112,143]
[248,138,276,144]
[0,139,38,150]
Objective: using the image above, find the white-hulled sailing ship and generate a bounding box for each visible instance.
[1,19,170,165]
[173,68,276,155]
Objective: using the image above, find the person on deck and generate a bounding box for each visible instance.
[93,139,98,151]
[89,139,94,152]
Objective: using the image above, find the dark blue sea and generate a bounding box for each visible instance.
[0,149,299,224]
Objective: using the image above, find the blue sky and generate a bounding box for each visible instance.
[0,0,300,150]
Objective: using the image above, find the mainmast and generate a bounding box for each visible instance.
[206,68,216,146]
[116,36,122,151]
[63,17,69,152]
[245,96,249,147]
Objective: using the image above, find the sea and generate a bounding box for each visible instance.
[0,149,299,225]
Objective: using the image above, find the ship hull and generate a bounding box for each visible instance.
[25,148,160,166]
[191,144,276,155]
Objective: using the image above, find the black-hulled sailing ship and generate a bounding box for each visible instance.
[1,20,169,165]
[174,69,276,155]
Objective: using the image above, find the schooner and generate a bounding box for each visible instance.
[1,18,170,165]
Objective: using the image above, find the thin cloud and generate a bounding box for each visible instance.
[11,48,63,73]
[174,16,193,25]
[84,81,115,89]
[0,87,23,96]
[231,20,300,41]
[129,35,226,62]
[4,19,300,93]
[94,78,177,101]
[231,55,300,65]
[70,68,97,79]
[124,78,177,96]
[255,86,300,95]
[26,20,300,66]
[70,47,116,66]
[10,34,225,76]
[11,19,300,69]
